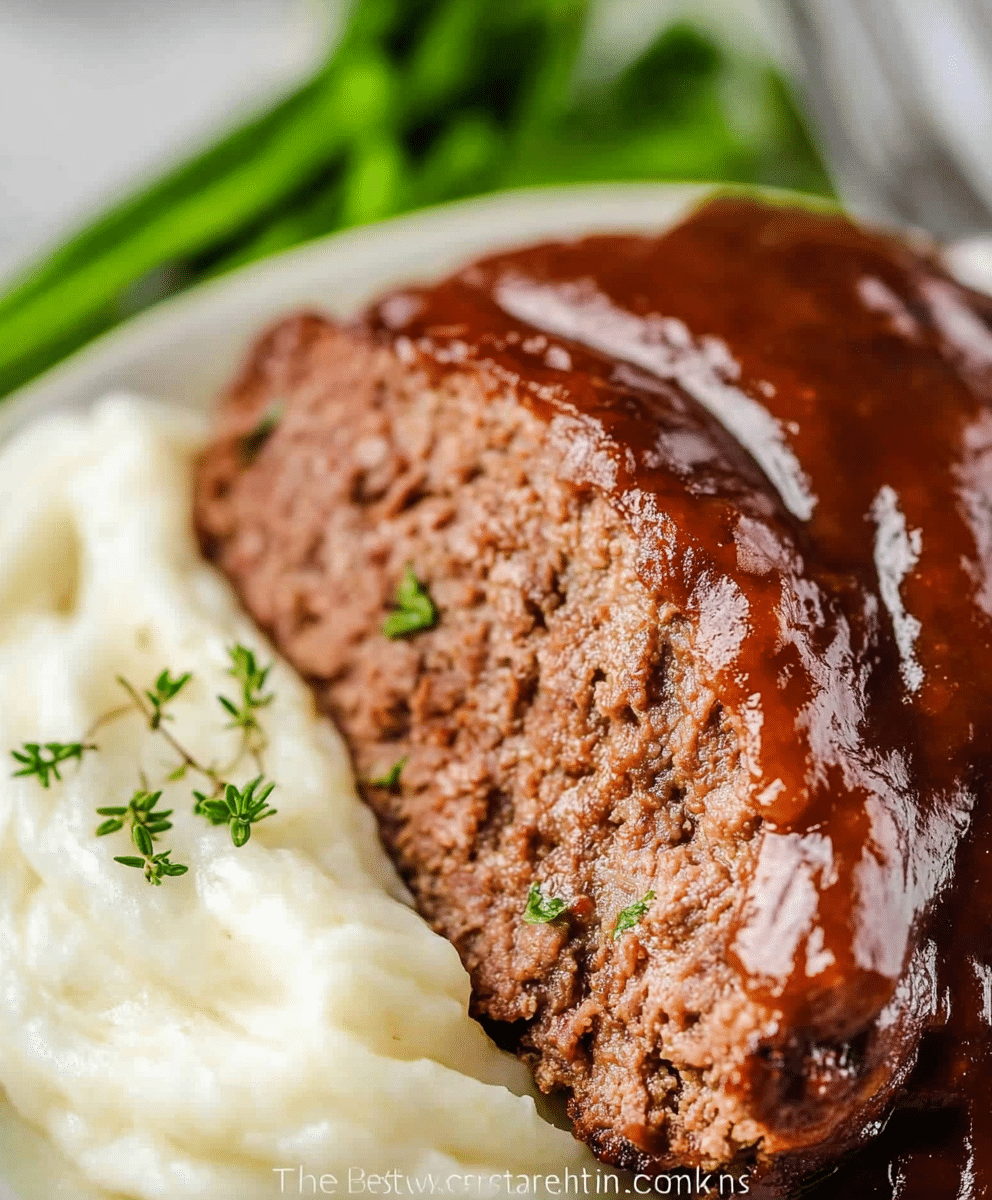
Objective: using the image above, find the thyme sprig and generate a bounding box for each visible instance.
[114,851,189,886]
[11,643,279,884]
[114,674,215,787]
[118,648,279,851]
[193,776,277,847]
[95,788,174,849]
[217,645,273,770]
[144,669,191,730]
[11,741,94,788]
[239,402,283,464]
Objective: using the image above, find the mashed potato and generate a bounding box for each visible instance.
[0,398,594,1200]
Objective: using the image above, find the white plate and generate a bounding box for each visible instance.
[4,181,982,1200]
[0,180,718,1200]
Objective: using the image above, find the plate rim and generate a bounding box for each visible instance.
[0,180,841,442]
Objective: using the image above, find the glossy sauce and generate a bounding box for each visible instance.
[369,200,992,1197]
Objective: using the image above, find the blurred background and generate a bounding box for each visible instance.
[0,0,991,399]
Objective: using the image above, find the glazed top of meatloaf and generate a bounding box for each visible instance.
[362,199,992,1194]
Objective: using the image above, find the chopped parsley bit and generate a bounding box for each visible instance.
[239,402,283,463]
[382,566,438,639]
[144,668,191,730]
[523,883,569,924]
[11,742,94,788]
[193,775,277,847]
[613,890,656,940]
[114,851,189,886]
[218,644,273,740]
[368,756,407,790]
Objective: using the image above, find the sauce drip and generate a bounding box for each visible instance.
[370,199,992,1197]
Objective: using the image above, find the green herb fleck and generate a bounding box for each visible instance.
[95,789,174,848]
[114,850,189,886]
[368,756,407,790]
[143,668,191,730]
[193,775,277,847]
[613,891,656,939]
[11,742,94,788]
[217,644,273,739]
[98,789,184,886]
[523,883,569,925]
[240,403,283,463]
[382,566,438,639]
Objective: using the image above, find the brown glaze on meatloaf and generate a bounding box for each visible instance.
[195,199,992,1197]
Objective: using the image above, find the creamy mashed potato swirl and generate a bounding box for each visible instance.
[0,398,592,1200]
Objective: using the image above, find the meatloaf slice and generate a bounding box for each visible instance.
[194,199,992,1193]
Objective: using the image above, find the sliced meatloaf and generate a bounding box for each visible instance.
[194,199,992,1195]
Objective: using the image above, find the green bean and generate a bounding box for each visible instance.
[205,182,345,278]
[211,109,505,278]
[509,0,589,138]
[210,113,503,275]
[402,0,491,119]
[406,111,505,209]
[338,135,408,229]
[0,306,118,401]
[750,71,833,195]
[497,118,753,190]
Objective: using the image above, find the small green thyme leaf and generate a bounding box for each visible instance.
[522,883,569,924]
[217,644,273,737]
[143,668,191,730]
[193,789,229,826]
[239,402,283,464]
[382,566,438,639]
[11,742,94,788]
[368,756,407,790]
[132,824,154,856]
[97,789,173,846]
[193,775,277,847]
[166,763,188,782]
[612,890,656,940]
[114,850,189,886]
